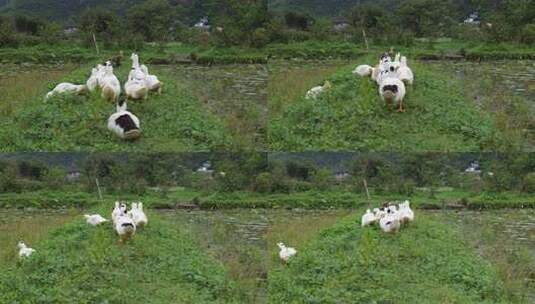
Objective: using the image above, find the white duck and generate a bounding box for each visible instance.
[277,242,297,264]
[114,214,136,243]
[397,56,414,86]
[100,64,121,102]
[107,98,141,140]
[86,68,99,92]
[127,202,148,228]
[18,242,35,258]
[84,214,108,226]
[398,200,415,224]
[45,83,88,100]
[140,65,162,94]
[379,208,401,234]
[361,209,376,227]
[111,201,127,224]
[379,68,407,112]
[305,81,332,100]
[124,77,148,100]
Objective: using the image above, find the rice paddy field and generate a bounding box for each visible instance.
[1,206,533,303]
[0,61,267,152]
[269,57,535,152]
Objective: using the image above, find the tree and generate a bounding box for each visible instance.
[127,0,175,42]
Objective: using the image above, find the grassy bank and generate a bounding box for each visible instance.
[0,61,233,152]
[268,213,512,303]
[270,54,503,151]
[0,43,268,65]
[264,40,535,61]
[0,187,533,210]
[0,208,245,303]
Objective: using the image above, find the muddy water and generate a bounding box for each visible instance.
[0,209,79,264]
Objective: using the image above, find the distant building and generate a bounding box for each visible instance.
[66,166,81,182]
[333,17,350,32]
[463,12,481,25]
[334,171,351,182]
[63,26,78,36]
[464,161,481,174]
[194,16,210,31]
[197,161,214,174]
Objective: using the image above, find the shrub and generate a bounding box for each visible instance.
[521,24,535,44]
[254,172,273,193]
[522,173,535,193]
[251,27,269,48]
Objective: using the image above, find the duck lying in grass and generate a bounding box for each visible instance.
[361,201,415,234]
[305,81,332,100]
[277,242,297,264]
[45,83,88,101]
[108,98,141,140]
[18,242,35,258]
[84,214,108,226]
[127,202,148,228]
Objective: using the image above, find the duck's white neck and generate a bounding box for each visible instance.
[117,100,128,112]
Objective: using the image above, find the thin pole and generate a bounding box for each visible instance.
[95,178,103,200]
[92,33,100,55]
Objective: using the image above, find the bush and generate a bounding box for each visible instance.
[254,172,273,193]
[521,24,535,44]
[522,173,535,193]
[311,168,333,191]
[251,27,269,48]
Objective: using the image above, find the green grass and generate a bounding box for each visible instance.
[0,61,234,152]
[269,54,507,151]
[1,187,533,210]
[268,213,512,304]
[0,207,245,303]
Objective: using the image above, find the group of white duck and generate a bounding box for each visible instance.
[44,53,162,141]
[354,52,414,112]
[17,201,148,259]
[361,200,415,233]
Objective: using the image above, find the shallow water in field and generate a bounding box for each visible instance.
[0,209,79,264]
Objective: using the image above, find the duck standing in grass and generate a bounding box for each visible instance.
[277,242,297,264]
[111,201,128,224]
[114,214,136,243]
[100,63,121,102]
[398,200,415,224]
[108,98,141,140]
[140,65,163,94]
[305,81,332,100]
[84,214,108,226]
[18,242,35,258]
[379,207,401,234]
[127,202,148,228]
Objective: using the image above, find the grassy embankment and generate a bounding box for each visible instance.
[0,187,533,210]
[270,53,506,151]
[268,213,515,303]
[0,59,235,152]
[0,206,246,303]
